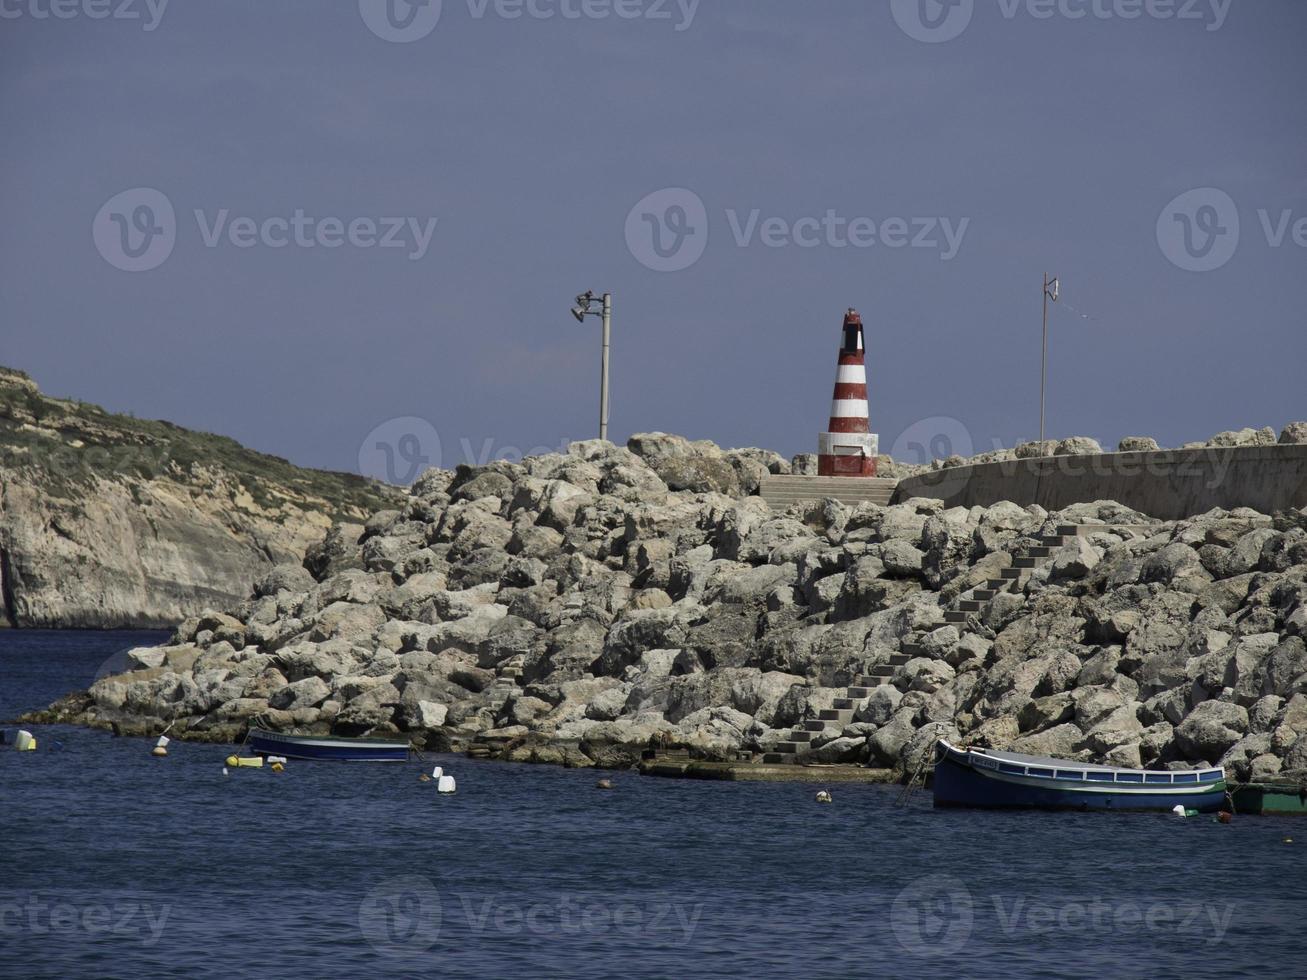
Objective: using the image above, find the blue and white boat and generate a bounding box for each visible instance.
[933,740,1226,812]
[246,728,412,763]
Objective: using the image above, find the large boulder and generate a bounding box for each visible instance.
[1174,700,1249,761]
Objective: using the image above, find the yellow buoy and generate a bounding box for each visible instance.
[225,755,264,769]
[270,762,284,772]
[418,773,432,782]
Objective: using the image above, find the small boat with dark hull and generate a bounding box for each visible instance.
[933,740,1226,812]
[246,728,411,763]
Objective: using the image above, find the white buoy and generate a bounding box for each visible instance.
[14,730,36,752]
[1172,804,1187,817]
[151,734,169,758]
[222,767,229,776]
[267,756,287,765]
[815,790,832,804]
[437,775,456,794]
[431,766,444,780]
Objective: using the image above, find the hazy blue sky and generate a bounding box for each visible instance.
[2,0,1304,481]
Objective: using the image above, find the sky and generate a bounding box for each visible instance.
[1,0,1304,483]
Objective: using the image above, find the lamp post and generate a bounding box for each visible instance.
[1040,273,1059,443]
[570,290,612,441]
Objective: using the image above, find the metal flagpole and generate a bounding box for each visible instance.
[1040,273,1058,443]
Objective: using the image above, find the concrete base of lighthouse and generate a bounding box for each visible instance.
[817,431,879,477]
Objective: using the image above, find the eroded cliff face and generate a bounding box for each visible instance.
[0,367,401,629]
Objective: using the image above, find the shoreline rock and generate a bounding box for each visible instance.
[25,431,1307,783]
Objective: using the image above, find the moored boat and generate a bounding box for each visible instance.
[1230,781,1307,816]
[933,740,1226,812]
[246,728,411,763]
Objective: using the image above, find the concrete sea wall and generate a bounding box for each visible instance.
[892,444,1307,520]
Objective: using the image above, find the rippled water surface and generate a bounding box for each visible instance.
[3,630,1305,979]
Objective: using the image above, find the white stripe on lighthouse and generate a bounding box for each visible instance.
[835,364,866,385]
[829,399,869,418]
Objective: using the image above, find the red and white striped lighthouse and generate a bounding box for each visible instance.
[817,308,878,477]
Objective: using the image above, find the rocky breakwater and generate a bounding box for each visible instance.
[34,432,1307,784]
[0,367,401,627]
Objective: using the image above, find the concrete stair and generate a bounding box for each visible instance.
[762,652,912,764]
[759,475,897,510]
[938,522,1158,628]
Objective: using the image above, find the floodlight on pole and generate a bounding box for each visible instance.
[569,290,612,441]
[1040,273,1059,443]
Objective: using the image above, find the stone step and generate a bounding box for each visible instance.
[789,730,813,742]
[944,610,969,623]
[817,708,853,723]
[776,742,806,754]
[1013,556,1038,569]
[833,697,856,710]
[889,653,911,666]
[1040,534,1071,547]
[802,719,827,732]
[1025,545,1051,558]
[972,589,997,601]
[900,642,927,658]
[958,599,983,612]
[856,676,890,688]
[985,578,1010,590]
[846,686,873,698]
[759,476,898,509]
[867,665,895,678]
[1000,567,1024,580]
[762,752,790,764]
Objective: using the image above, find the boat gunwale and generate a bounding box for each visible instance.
[247,727,411,749]
[937,739,1225,787]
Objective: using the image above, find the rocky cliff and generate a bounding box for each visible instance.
[35,433,1307,783]
[0,367,402,628]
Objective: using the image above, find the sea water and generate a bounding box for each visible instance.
[2,631,1304,979]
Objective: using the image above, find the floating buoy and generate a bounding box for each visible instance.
[815,790,833,804]
[270,762,284,773]
[596,778,614,790]
[151,735,170,758]
[1217,811,1233,824]
[14,730,36,752]
[1284,838,1294,845]
[418,773,432,782]
[266,756,287,765]
[1171,804,1187,817]
[225,755,264,769]
[431,766,443,780]
[437,775,456,794]
[222,767,229,776]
